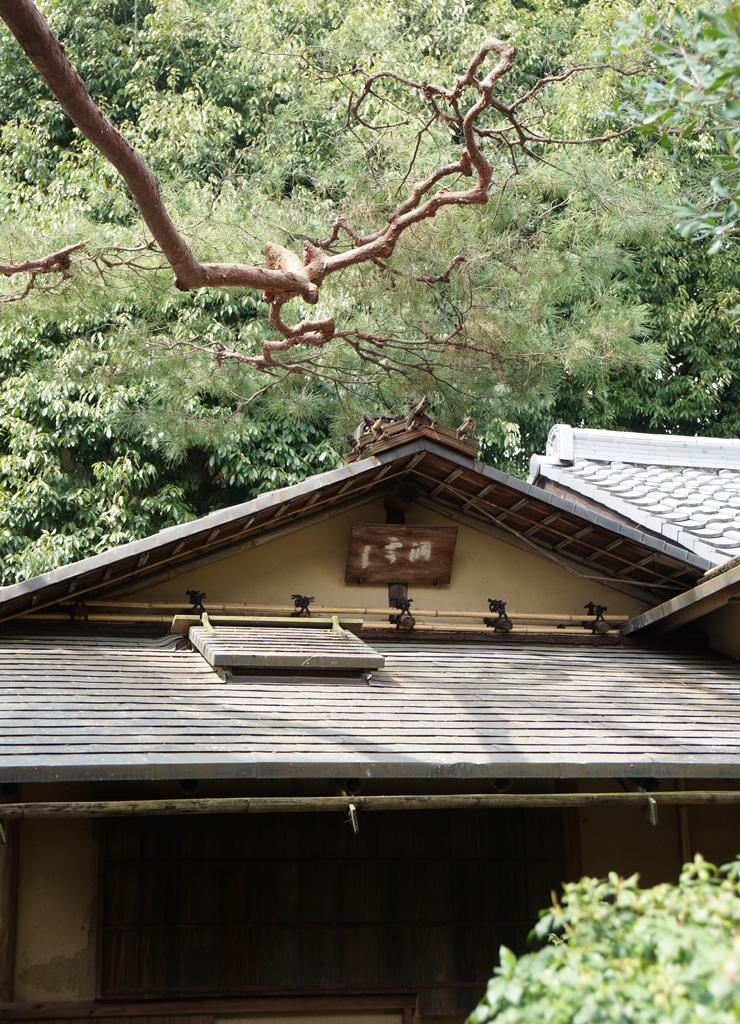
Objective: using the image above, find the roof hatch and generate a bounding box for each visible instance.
[188,616,385,673]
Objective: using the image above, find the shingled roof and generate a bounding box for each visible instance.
[2,634,740,783]
[529,425,740,566]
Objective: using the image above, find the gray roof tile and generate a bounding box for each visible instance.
[530,425,740,566]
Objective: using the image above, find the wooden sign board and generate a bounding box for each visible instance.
[345,524,458,584]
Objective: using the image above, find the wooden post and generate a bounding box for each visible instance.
[0,820,19,1002]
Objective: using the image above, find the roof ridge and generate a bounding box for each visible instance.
[543,424,740,470]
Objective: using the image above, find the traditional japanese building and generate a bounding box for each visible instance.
[1,418,739,1024]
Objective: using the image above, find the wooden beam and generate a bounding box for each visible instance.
[103,488,403,599]
[617,552,657,577]
[417,497,657,604]
[584,538,623,562]
[429,467,463,498]
[522,511,560,538]
[461,482,494,510]
[4,461,416,620]
[554,525,593,551]
[415,468,690,589]
[1,791,739,821]
[556,781,582,883]
[61,600,632,623]
[494,497,529,522]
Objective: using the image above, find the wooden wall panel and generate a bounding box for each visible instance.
[99,810,565,1017]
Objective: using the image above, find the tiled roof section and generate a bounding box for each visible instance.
[529,425,740,566]
[2,635,740,782]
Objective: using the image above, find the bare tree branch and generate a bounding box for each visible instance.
[0,240,86,278]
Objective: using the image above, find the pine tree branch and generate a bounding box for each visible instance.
[0,1,637,377]
[0,3,514,305]
[0,274,36,303]
[0,0,319,302]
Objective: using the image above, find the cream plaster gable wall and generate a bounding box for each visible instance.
[697,603,740,660]
[128,498,647,619]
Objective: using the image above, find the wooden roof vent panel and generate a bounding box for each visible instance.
[189,623,385,671]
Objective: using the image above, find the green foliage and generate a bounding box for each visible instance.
[1,0,739,582]
[625,2,740,250]
[564,233,740,431]
[483,229,740,477]
[469,855,740,1024]
[0,306,338,585]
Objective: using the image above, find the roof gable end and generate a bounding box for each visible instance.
[0,432,712,623]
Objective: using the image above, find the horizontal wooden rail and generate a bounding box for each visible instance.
[1,792,738,820]
[79,599,631,622]
[17,613,601,635]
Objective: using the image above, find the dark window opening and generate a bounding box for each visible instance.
[99,809,565,1016]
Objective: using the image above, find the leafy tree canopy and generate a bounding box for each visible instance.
[470,855,740,1024]
[0,0,668,403]
[1,0,740,579]
[624,1,740,251]
[0,303,337,584]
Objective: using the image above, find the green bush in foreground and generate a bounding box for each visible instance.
[469,856,740,1024]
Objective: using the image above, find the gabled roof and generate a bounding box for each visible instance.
[0,431,711,624]
[529,425,740,566]
[2,634,740,782]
